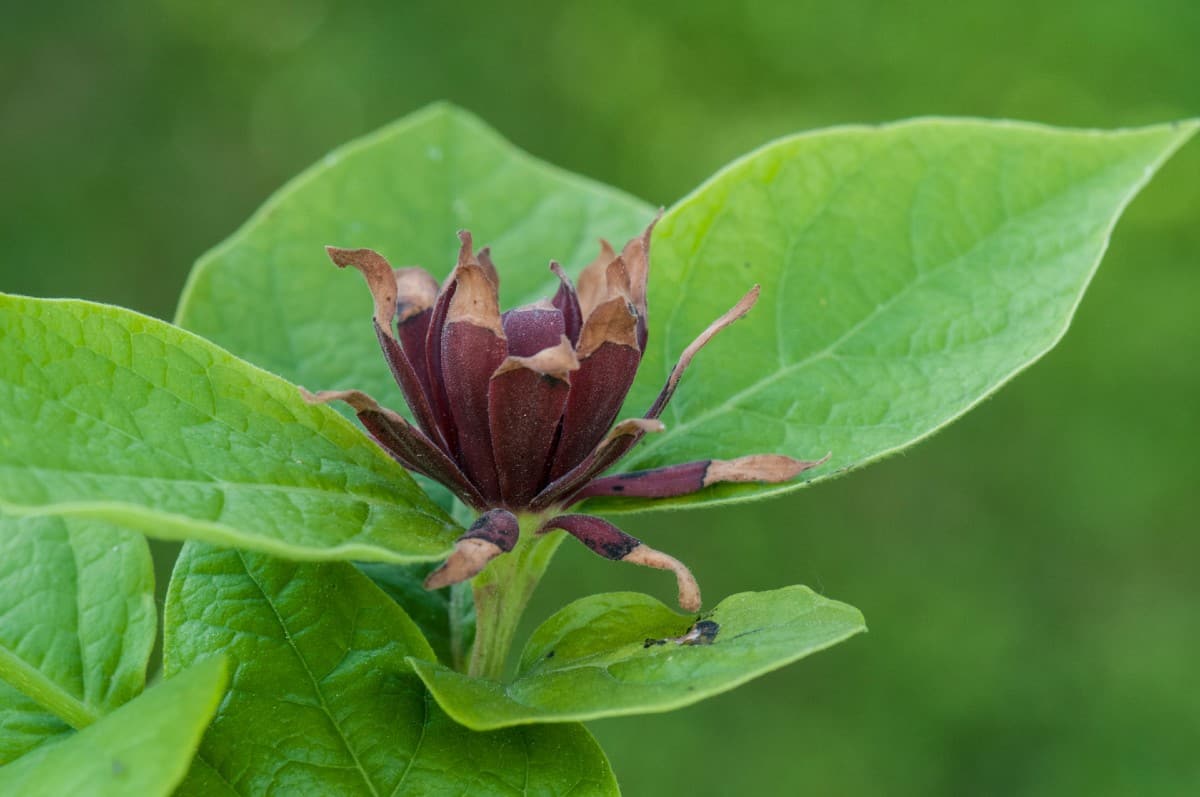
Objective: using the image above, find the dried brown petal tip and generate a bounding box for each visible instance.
[625,544,702,612]
[424,509,519,590]
[540,514,701,612]
[647,284,761,419]
[394,267,440,322]
[325,247,398,325]
[703,452,831,485]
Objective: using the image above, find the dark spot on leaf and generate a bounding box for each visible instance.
[545,649,555,659]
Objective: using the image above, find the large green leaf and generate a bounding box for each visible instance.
[0,657,227,797]
[0,293,457,562]
[176,102,654,409]
[175,106,1196,517]
[409,586,865,730]
[164,543,619,796]
[358,562,476,670]
[0,512,154,763]
[599,119,1199,510]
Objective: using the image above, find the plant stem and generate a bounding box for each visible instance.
[467,515,563,680]
[0,645,99,730]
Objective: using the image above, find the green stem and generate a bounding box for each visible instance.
[467,515,563,680]
[0,644,99,730]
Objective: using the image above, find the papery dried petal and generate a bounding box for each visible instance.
[424,508,519,589]
[299,388,484,508]
[572,453,831,501]
[646,285,760,419]
[549,295,641,480]
[618,214,658,350]
[575,239,617,319]
[539,514,701,611]
[489,337,578,506]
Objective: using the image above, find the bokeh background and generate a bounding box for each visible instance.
[3,1,1198,794]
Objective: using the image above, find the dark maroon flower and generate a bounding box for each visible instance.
[303,218,826,610]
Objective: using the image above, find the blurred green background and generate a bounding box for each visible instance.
[3,1,1197,794]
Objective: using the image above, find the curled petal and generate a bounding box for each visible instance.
[531,418,665,511]
[424,509,520,589]
[489,337,579,506]
[572,453,831,501]
[646,285,760,420]
[539,514,701,611]
[393,266,441,399]
[618,212,659,349]
[299,388,484,508]
[325,247,445,445]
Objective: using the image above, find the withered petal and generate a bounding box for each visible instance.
[299,387,485,508]
[619,212,660,350]
[646,285,760,420]
[575,239,618,319]
[325,246,446,445]
[538,514,700,611]
[423,508,519,589]
[530,418,665,511]
[571,452,831,501]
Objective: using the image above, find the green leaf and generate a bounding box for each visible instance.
[358,562,476,670]
[599,119,1199,511]
[165,543,619,796]
[409,586,865,730]
[0,293,458,562]
[176,102,654,418]
[0,512,154,763]
[0,657,227,797]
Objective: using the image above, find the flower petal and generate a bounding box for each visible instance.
[424,509,520,589]
[441,243,508,502]
[530,418,664,510]
[571,453,831,501]
[539,514,701,611]
[489,337,579,506]
[393,266,441,398]
[645,285,760,420]
[325,246,446,446]
[549,294,641,480]
[549,261,584,344]
[501,301,566,357]
[574,239,617,319]
[299,388,485,508]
